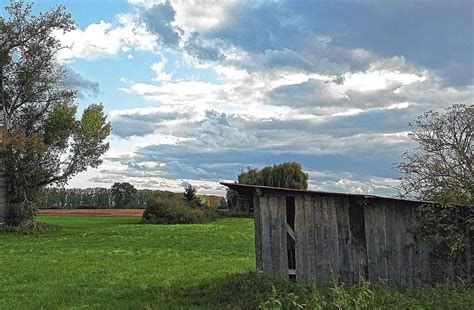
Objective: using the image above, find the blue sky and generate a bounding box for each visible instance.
[8,0,473,195]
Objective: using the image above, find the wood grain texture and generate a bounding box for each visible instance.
[253,193,263,273]
[240,186,470,288]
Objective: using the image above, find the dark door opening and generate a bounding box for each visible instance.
[286,196,296,279]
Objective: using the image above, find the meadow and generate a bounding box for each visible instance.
[1,216,473,309]
[0,217,255,309]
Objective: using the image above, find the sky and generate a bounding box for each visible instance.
[6,0,473,196]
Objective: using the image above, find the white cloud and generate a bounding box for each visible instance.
[307,170,400,196]
[342,68,426,92]
[128,0,164,9]
[65,0,472,198]
[54,14,158,61]
[171,0,239,34]
[150,60,172,81]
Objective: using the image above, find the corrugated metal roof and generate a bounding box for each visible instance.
[220,182,437,205]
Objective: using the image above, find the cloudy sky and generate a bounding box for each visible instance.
[20,0,474,195]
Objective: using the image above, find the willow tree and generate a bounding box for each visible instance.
[238,162,309,190]
[0,1,111,225]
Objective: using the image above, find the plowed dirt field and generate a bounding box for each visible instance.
[39,209,144,217]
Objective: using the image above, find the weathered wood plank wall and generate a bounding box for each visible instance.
[251,187,472,288]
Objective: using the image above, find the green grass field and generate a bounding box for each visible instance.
[0,217,255,309]
[1,216,473,309]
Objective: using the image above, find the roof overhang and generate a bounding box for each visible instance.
[220,182,437,205]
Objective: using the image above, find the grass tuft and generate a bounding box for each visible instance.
[0,221,59,234]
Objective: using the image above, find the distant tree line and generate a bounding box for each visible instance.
[40,182,226,209]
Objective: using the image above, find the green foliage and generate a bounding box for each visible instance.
[142,197,197,224]
[142,194,218,225]
[110,182,137,208]
[44,103,77,149]
[142,183,220,225]
[199,194,226,209]
[183,183,204,209]
[41,187,113,209]
[415,203,473,276]
[238,162,308,190]
[40,187,223,210]
[398,104,473,280]
[0,1,111,225]
[398,104,473,205]
[225,188,238,209]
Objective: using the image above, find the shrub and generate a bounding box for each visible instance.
[142,197,195,224]
[415,203,473,280]
[142,196,219,224]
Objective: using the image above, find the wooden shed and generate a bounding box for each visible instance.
[221,182,472,288]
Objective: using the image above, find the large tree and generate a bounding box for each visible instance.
[111,182,137,209]
[397,104,473,205]
[0,1,111,225]
[226,162,308,212]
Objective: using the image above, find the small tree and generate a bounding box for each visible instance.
[397,104,473,276]
[183,183,203,209]
[397,104,473,205]
[0,1,111,225]
[111,182,137,209]
[225,188,238,210]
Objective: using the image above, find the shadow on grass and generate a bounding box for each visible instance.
[119,272,474,309]
[118,271,278,309]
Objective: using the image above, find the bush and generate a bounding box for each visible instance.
[415,203,473,281]
[142,196,219,224]
[142,197,194,224]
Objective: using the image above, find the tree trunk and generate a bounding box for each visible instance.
[0,148,6,224]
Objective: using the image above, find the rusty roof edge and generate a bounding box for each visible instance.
[220,182,474,206]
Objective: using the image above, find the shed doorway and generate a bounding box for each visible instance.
[286,196,296,279]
